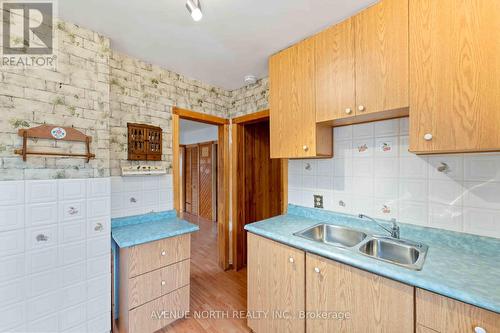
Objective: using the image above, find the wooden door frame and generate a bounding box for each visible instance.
[231,110,288,271]
[172,107,231,270]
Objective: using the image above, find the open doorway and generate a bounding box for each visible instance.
[231,110,288,271]
[172,107,230,270]
[180,119,218,223]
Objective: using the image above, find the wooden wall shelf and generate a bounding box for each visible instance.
[14,124,95,162]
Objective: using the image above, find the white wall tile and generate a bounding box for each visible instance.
[27,247,58,274]
[353,122,374,138]
[60,262,86,287]
[352,138,374,158]
[58,179,87,201]
[0,181,24,206]
[87,294,110,321]
[0,278,25,306]
[59,303,86,331]
[59,221,86,244]
[87,255,109,279]
[334,126,352,141]
[26,224,58,251]
[374,136,399,157]
[428,180,463,206]
[26,180,57,204]
[399,201,428,227]
[374,157,399,178]
[428,204,463,232]
[0,301,25,331]
[333,158,352,177]
[87,217,110,239]
[159,174,173,189]
[463,207,500,238]
[0,230,25,258]
[0,205,24,232]
[61,282,87,308]
[27,269,61,298]
[428,155,464,181]
[26,291,60,322]
[463,181,500,210]
[26,202,58,227]
[87,197,110,218]
[288,118,500,239]
[142,176,160,190]
[27,313,58,333]
[352,158,373,177]
[87,313,111,333]
[464,155,500,182]
[59,242,86,266]
[87,178,110,198]
[59,200,87,222]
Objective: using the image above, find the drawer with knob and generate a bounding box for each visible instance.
[124,234,191,278]
[416,289,500,333]
[128,259,190,309]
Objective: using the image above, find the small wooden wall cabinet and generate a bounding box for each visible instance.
[247,233,500,333]
[127,123,163,161]
[118,234,191,333]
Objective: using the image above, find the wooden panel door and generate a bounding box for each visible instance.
[269,38,317,158]
[306,253,414,332]
[416,289,500,333]
[354,0,409,115]
[190,146,199,215]
[315,18,356,122]
[409,0,500,153]
[247,233,305,333]
[184,146,192,213]
[198,142,214,221]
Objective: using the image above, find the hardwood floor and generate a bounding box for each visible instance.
[161,213,251,333]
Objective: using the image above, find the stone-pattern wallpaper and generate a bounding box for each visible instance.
[228,77,269,118]
[0,21,111,180]
[108,52,231,176]
[0,16,270,181]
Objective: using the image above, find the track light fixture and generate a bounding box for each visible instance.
[186,0,203,22]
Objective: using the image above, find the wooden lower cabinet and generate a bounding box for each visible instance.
[247,233,305,333]
[306,253,414,333]
[416,289,500,333]
[118,235,191,333]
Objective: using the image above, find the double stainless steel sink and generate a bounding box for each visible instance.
[294,223,428,270]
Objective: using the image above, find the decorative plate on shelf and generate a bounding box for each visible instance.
[50,127,67,139]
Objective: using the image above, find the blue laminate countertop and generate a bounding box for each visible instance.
[245,205,500,314]
[111,210,199,248]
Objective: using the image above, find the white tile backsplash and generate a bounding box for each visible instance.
[0,178,111,332]
[288,118,500,238]
[110,175,174,218]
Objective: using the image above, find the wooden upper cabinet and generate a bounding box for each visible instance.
[416,289,500,333]
[247,233,305,333]
[314,18,356,122]
[269,38,332,158]
[306,253,414,333]
[354,0,409,116]
[409,0,500,154]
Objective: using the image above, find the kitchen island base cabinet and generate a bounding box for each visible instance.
[306,253,414,333]
[118,234,191,333]
[247,233,305,333]
[416,289,500,333]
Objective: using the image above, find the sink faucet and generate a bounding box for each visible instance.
[358,214,400,239]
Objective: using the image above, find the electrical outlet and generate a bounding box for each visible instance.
[313,195,324,209]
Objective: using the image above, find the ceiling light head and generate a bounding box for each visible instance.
[186,0,203,22]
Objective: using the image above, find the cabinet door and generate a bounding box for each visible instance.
[269,38,317,158]
[409,0,500,153]
[416,289,500,333]
[354,0,409,115]
[306,253,414,333]
[315,18,356,122]
[247,233,305,333]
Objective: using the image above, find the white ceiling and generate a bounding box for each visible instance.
[59,0,377,90]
